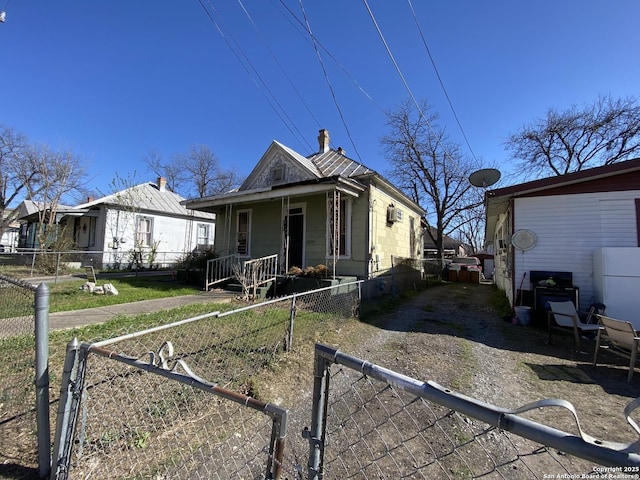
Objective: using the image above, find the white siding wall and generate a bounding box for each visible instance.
[98,208,215,267]
[514,191,639,309]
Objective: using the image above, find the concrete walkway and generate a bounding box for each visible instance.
[48,290,235,331]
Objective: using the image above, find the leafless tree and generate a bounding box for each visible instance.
[506,95,640,178]
[23,144,87,252]
[381,99,481,263]
[0,125,30,237]
[0,125,87,249]
[144,148,187,194]
[145,145,240,198]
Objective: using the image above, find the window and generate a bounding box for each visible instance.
[272,166,284,182]
[197,224,210,248]
[136,216,153,247]
[237,210,251,256]
[327,195,351,257]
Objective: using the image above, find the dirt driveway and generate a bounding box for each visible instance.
[293,281,640,474]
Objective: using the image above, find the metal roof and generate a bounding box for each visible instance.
[309,150,376,179]
[76,181,216,220]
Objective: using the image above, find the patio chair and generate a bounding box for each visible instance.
[547,301,601,352]
[593,314,640,383]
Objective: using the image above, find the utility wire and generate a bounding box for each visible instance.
[362,0,462,174]
[297,0,363,162]
[236,0,324,132]
[197,0,313,152]
[407,0,478,162]
[273,0,383,113]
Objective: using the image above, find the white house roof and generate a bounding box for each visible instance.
[76,180,216,220]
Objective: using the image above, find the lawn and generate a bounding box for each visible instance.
[45,275,202,313]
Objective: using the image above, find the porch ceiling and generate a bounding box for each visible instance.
[184,177,365,212]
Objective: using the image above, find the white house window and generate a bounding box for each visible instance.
[197,223,210,249]
[237,210,251,256]
[136,216,153,247]
[327,196,351,257]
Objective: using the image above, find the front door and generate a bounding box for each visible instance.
[286,206,305,270]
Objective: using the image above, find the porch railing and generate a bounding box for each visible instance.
[205,253,240,291]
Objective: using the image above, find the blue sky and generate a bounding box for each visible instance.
[2,1,639,201]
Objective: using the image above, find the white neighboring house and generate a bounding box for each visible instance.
[17,177,216,268]
[0,208,19,252]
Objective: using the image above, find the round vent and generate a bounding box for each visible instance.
[511,229,537,251]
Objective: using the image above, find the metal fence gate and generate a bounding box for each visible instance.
[51,282,361,479]
[304,343,640,479]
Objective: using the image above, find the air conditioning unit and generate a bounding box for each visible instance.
[387,206,397,223]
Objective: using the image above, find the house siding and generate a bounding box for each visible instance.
[98,207,215,267]
[513,190,639,310]
[369,184,422,277]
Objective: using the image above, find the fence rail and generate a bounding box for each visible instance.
[0,249,190,278]
[305,343,640,479]
[51,281,361,479]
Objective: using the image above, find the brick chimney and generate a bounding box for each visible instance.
[157,177,167,192]
[318,129,330,154]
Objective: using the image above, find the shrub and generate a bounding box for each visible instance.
[175,248,218,270]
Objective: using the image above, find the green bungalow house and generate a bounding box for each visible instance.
[183,129,425,294]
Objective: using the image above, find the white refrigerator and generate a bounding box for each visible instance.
[593,247,640,329]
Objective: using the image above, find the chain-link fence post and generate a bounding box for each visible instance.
[286,295,296,352]
[304,343,333,480]
[50,338,85,480]
[34,283,51,479]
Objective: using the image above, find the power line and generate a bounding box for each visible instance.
[235,0,324,132]
[273,0,384,113]
[361,0,469,179]
[297,0,363,162]
[406,0,478,162]
[197,0,313,152]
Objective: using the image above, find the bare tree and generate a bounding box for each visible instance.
[146,145,240,198]
[506,95,640,178]
[23,144,86,265]
[381,99,481,263]
[144,148,187,194]
[183,145,240,198]
[103,172,157,269]
[0,125,30,237]
[1,125,87,251]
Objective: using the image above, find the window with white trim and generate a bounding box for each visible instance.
[236,210,251,256]
[197,223,211,248]
[136,216,153,247]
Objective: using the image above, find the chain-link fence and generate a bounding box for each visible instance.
[0,275,51,479]
[51,281,361,479]
[304,343,640,479]
[0,249,189,278]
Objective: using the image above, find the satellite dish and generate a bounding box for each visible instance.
[469,168,501,188]
[511,229,537,251]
